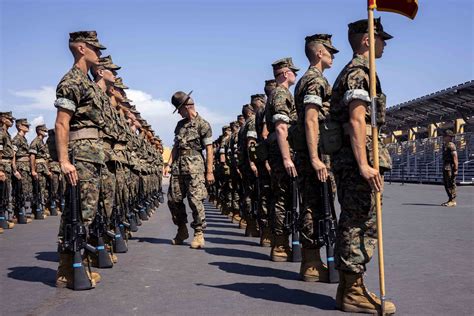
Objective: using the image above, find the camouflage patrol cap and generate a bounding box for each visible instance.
[0,111,15,120]
[272,57,300,75]
[99,55,121,70]
[15,118,30,126]
[36,124,48,132]
[443,129,455,137]
[69,31,106,50]
[305,34,339,53]
[114,77,129,89]
[222,125,230,132]
[348,17,393,40]
[251,94,266,102]
[242,103,255,112]
[230,121,239,128]
[171,90,193,114]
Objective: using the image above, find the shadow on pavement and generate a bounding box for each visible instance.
[205,247,268,261]
[207,223,240,229]
[402,203,443,206]
[205,229,244,237]
[197,282,335,310]
[206,236,259,247]
[136,237,171,245]
[209,261,299,281]
[7,266,56,287]
[205,219,233,224]
[35,251,58,263]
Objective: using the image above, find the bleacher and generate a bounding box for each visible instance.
[382,80,474,185]
[385,133,474,184]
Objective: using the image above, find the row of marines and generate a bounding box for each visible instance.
[209,18,396,314]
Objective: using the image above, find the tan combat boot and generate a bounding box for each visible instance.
[0,227,3,234]
[190,231,205,249]
[44,208,51,216]
[447,200,457,207]
[300,248,329,282]
[7,221,15,229]
[340,272,396,314]
[172,224,189,245]
[56,253,97,288]
[232,213,241,224]
[271,235,290,262]
[239,218,247,229]
[260,226,272,247]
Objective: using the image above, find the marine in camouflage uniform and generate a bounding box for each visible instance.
[265,57,299,262]
[228,120,242,221]
[293,34,339,282]
[29,124,52,218]
[330,18,396,313]
[54,30,107,289]
[167,91,214,249]
[12,118,34,222]
[0,111,17,230]
[218,125,233,216]
[441,129,458,207]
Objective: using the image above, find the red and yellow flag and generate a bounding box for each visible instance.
[368,0,419,19]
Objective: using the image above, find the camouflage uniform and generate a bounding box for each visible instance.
[46,130,64,211]
[442,141,457,201]
[218,128,233,214]
[330,53,392,274]
[54,66,106,232]
[239,111,257,225]
[168,114,213,232]
[228,123,242,216]
[294,64,335,249]
[0,117,15,214]
[265,85,297,237]
[29,130,51,211]
[12,130,33,215]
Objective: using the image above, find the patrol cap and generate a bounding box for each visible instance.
[171,90,193,114]
[242,103,255,112]
[114,77,129,89]
[15,118,30,126]
[0,111,15,121]
[130,106,140,114]
[272,57,300,75]
[443,129,455,137]
[222,125,230,132]
[348,17,393,40]
[230,121,240,128]
[305,34,339,53]
[36,124,48,132]
[99,55,121,70]
[69,31,106,50]
[251,94,266,102]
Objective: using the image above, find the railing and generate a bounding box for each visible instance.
[461,160,474,184]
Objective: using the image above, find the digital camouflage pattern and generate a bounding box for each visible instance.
[443,141,457,200]
[29,136,51,207]
[13,134,32,200]
[330,54,390,274]
[0,128,14,210]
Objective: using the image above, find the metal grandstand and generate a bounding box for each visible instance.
[383,80,474,185]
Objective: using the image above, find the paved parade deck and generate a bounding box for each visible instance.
[1,183,473,316]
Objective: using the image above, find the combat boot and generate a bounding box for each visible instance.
[299,248,329,282]
[447,200,457,207]
[245,218,259,237]
[7,221,15,229]
[190,231,205,249]
[260,226,272,247]
[339,272,396,314]
[172,224,189,245]
[0,227,3,234]
[44,208,51,216]
[239,218,247,229]
[56,253,96,289]
[232,213,241,224]
[271,234,290,262]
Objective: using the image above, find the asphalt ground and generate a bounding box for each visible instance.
[0,183,473,316]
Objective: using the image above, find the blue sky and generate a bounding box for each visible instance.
[1,0,472,145]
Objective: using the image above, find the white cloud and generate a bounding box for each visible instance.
[127,89,232,146]
[10,86,56,110]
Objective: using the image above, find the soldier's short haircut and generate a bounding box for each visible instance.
[348,33,366,51]
[304,41,324,61]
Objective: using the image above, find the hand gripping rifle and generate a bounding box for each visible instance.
[32,177,44,220]
[286,177,302,262]
[317,179,339,283]
[61,151,97,290]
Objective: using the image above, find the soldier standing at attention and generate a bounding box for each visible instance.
[165,91,214,249]
[12,118,34,223]
[0,111,17,230]
[265,57,299,262]
[293,34,338,282]
[441,129,458,207]
[29,124,52,217]
[330,18,396,313]
[54,31,106,289]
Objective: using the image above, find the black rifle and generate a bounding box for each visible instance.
[136,175,148,221]
[48,176,58,216]
[245,175,260,237]
[111,193,128,253]
[0,180,9,229]
[287,177,302,262]
[32,177,44,220]
[61,151,97,290]
[317,179,339,283]
[12,176,27,224]
[59,176,65,213]
[88,208,114,269]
